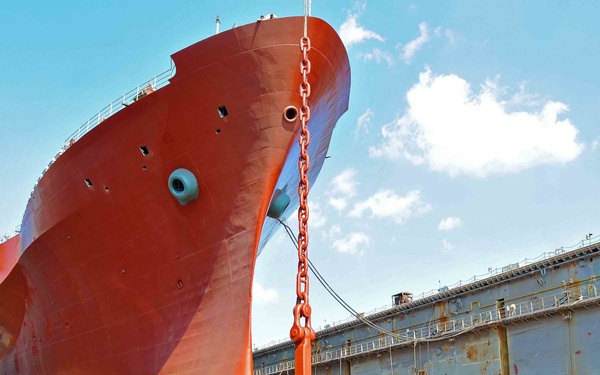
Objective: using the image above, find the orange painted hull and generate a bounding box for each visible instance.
[0,17,349,374]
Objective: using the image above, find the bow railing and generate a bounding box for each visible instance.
[23,66,175,200]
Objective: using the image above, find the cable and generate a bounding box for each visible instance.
[276,219,600,347]
[276,218,508,347]
[277,218,399,338]
[278,218,358,314]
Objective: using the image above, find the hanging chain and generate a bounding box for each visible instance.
[290,23,315,374]
[291,35,312,339]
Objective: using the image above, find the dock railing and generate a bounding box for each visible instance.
[410,235,600,301]
[254,237,600,351]
[253,283,600,375]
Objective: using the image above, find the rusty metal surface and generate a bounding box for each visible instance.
[254,246,600,375]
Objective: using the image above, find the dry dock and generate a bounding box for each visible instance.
[253,243,600,375]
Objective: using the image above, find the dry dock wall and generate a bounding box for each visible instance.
[253,244,600,375]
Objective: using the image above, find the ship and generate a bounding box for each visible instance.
[0,15,350,374]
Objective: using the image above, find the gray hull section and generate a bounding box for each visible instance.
[253,244,600,375]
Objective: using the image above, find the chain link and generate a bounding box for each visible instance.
[290,36,315,348]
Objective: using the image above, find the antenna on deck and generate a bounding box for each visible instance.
[215,15,220,34]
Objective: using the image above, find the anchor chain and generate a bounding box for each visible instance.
[290,34,315,375]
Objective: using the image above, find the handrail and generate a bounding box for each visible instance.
[412,235,600,299]
[253,238,600,351]
[1,67,175,245]
[62,66,174,147]
[253,283,600,374]
[21,66,176,203]
[0,225,21,245]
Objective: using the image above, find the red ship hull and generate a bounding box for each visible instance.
[0,17,350,374]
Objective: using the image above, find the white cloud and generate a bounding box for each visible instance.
[505,82,544,110]
[370,68,584,177]
[330,168,358,198]
[356,108,373,135]
[328,197,348,211]
[339,4,384,48]
[323,224,342,240]
[332,232,370,255]
[438,217,462,231]
[349,189,431,224]
[328,168,358,211]
[434,26,456,44]
[309,201,327,228]
[253,282,279,304]
[402,22,430,63]
[442,238,455,253]
[358,48,394,66]
[445,29,456,44]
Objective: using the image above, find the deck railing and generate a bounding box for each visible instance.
[0,225,21,245]
[1,67,174,244]
[19,66,176,203]
[62,66,174,147]
[253,283,600,375]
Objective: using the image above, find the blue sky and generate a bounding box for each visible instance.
[2,1,600,348]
